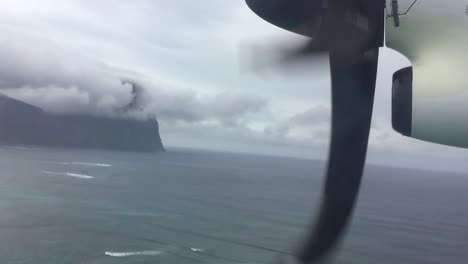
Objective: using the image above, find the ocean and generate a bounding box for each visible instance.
[0,146,467,263]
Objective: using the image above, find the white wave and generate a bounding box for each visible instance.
[190,248,204,252]
[104,250,162,257]
[62,162,111,167]
[66,173,94,179]
[41,171,94,179]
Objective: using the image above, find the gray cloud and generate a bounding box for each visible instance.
[131,81,269,126]
[0,29,269,132]
[0,31,133,115]
[264,104,330,146]
[0,0,466,170]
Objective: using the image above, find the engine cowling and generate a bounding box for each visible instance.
[388,0,468,148]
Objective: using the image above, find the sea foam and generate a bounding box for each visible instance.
[62,162,112,167]
[41,171,94,179]
[104,250,162,257]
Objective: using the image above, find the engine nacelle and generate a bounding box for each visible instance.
[388,0,468,149]
[392,66,468,148]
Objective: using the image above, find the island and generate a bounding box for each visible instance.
[0,94,165,152]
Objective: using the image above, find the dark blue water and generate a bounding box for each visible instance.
[0,146,467,263]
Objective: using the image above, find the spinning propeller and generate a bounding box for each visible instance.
[245,0,468,263]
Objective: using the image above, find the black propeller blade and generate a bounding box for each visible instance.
[296,48,380,264]
[245,0,385,262]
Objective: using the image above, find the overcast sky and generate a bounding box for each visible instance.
[0,1,467,172]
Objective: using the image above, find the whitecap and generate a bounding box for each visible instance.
[104,250,162,257]
[41,171,94,179]
[41,171,64,176]
[62,162,111,167]
[66,173,94,179]
[190,248,204,252]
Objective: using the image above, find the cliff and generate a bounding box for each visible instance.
[0,94,165,152]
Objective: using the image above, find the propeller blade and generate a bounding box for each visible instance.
[294,48,380,263]
[238,39,326,74]
[244,0,386,263]
[241,45,379,263]
[242,0,383,73]
[245,0,324,38]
